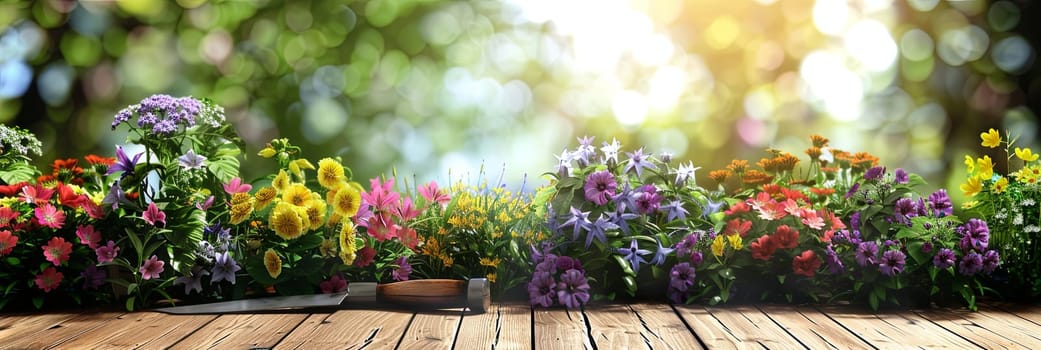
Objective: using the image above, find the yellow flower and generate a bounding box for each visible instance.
[711,235,725,257]
[962,200,978,209]
[269,202,306,240]
[264,248,282,279]
[272,170,290,192]
[330,184,362,218]
[981,128,1001,148]
[479,257,501,267]
[229,193,254,225]
[339,222,357,265]
[976,155,994,180]
[254,187,277,211]
[1017,147,1040,162]
[486,272,497,283]
[306,197,327,230]
[960,177,982,197]
[727,234,742,250]
[320,238,337,258]
[317,158,346,190]
[282,183,313,208]
[964,155,975,174]
[992,177,1009,194]
[258,146,276,158]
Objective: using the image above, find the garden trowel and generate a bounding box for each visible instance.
[154,278,490,314]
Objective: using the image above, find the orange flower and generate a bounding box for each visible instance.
[709,170,731,184]
[727,159,749,174]
[809,187,835,196]
[809,135,829,148]
[741,170,773,186]
[84,154,116,166]
[805,147,822,160]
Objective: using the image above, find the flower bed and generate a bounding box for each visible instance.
[0,96,1027,312]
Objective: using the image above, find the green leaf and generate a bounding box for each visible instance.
[207,143,242,183]
[126,296,136,311]
[32,296,44,309]
[5,257,19,265]
[622,275,637,297]
[868,293,879,311]
[290,232,324,252]
[777,274,786,285]
[0,162,38,184]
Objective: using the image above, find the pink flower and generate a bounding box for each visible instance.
[320,274,347,294]
[196,195,215,211]
[143,202,166,227]
[42,237,72,266]
[223,177,252,195]
[139,255,165,280]
[76,225,101,249]
[21,184,54,204]
[800,209,825,230]
[0,230,17,255]
[35,267,63,292]
[81,197,106,219]
[0,207,19,228]
[366,216,399,241]
[34,203,66,229]
[418,182,451,208]
[95,240,120,263]
[397,197,420,221]
[397,226,419,250]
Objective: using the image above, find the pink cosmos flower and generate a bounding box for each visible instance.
[0,230,17,255]
[143,202,166,227]
[35,267,63,292]
[418,182,451,208]
[95,240,120,263]
[222,177,252,195]
[76,225,101,249]
[42,237,72,266]
[139,255,165,280]
[34,203,66,229]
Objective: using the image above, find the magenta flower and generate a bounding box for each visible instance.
[928,189,953,217]
[143,202,166,227]
[878,249,906,277]
[527,271,556,307]
[95,240,120,263]
[195,195,215,211]
[583,170,617,206]
[418,182,450,208]
[982,250,1000,274]
[320,274,347,294]
[42,237,72,266]
[35,267,63,293]
[34,203,66,229]
[958,219,990,252]
[556,269,590,309]
[222,177,252,195]
[139,255,165,280]
[933,248,956,269]
[392,256,412,282]
[958,252,983,276]
[633,185,663,215]
[669,262,697,292]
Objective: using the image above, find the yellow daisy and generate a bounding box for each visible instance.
[282,183,313,208]
[264,248,282,279]
[339,222,357,265]
[272,170,290,192]
[330,184,362,218]
[980,128,1001,148]
[317,158,346,190]
[992,177,1009,194]
[254,187,278,211]
[960,177,982,197]
[269,202,306,240]
[306,197,327,231]
[1016,147,1039,162]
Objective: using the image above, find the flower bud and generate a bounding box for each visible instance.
[258,147,276,158]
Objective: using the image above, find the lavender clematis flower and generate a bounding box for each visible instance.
[173,266,209,295]
[650,239,675,266]
[585,215,618,248]
[574,136,597,166]
[210,251,242,284]
[617,239,651,274]
[612,181,638,213]
[561,207,593,242]
[554,148,573,177]
[177,149,207,170]
[624,148,657,178]
[700,198,724,219]
[606,208,638,235]
[106,145,142,176]
[101,180,131,210]
[392,256,412,281]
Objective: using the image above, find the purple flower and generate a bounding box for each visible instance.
[392,256,412,281]
[958,252,983,276]
[106,146,142,176]
[669,262,696,292]
[556,269,590,309]
[675,161,701,186]
[982,250,1000,274]
[675,233,699,259]
[824,245,844,274]
[143,202,166,227]
[928,189,953,217]
[531,242,554,265]
[177,149,207,170]
[958,219,990,252]
[585,215,618,248]
[894,198,918,225]
[173,266,209,295]
[528,271,556,307]
[95,240,120,263]
[536,254,558,274]
[850,212,861,232]
[606,208,638,235]
[624,148,657,178]
[921,241,933,254]
[894,168,909,184]
[556,256,583,273]
[633,185,663,215]
[554,149,573,177]
[101,180,130,210]
[650,239,675,266]
[617,239,651,274]
[690,251,704,266]
[583,171,617,206]
[612,181,638,213]
[878,250,906,277]
[855,241,879,267]
[574,136,597,166]
[845,183,860,199]
[81,265,107,290]
[700,198,723,219]
[864,166,885,181]
[210,251,241,284]
[561,207,593,242]
[933,248,956,269]
[660,200,689,222]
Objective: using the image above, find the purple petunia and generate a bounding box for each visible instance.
[81,265,107,290]
[669,262,696,292]
[824,245,844,274]
[556,256,584,273]
[855,241,879,267]
[878,250,906,277]
[894,168,909,184]
[864,166,885,181]
[927,189,953,218]
[675,232,699,260]
[982,250,1000,274]
[958,252,983,276]
[556,269,590,309]
[633,185,663,215]
[958,219,990,252]
[933,248,956,269]
[392,256,412,281]
[583,170,617,206]
[528,271,557,307]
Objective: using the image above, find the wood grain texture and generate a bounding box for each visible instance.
[54,312,216,349]
[275,309,414,349]
[627,304,704,350]
[758,305,872,350]
[455,303,532,350]
[673,305,745,349]
[928,305,1041,348]
[820,307,980,349]
[704,305,806,349]
[533,307,592,349]
[0,312,82,344]
[1,311,122,349]
[167,313,308,349]
[397,309,463,350]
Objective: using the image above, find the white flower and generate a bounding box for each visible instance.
[675,161,702,186]
[1014,213,1024,226]
[1026,225,1041,233]
[1022,198,1036,206]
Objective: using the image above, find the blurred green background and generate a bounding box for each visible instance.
[1,0,1038,194]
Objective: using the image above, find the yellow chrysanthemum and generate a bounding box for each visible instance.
[264,248,282,279]
[339,222,357,265]
[282,183,313,208]
[306,197,327,230]
[711,235,725,257]
[254,187,278,211]
[272,170,290,192]
[964,155,975,174]
[229,193,254,225]
[960,177,982,197]
[479,257,501,267]
[1017,147,1040,162]
[981,128,1001,148]
[976,155,994,180]
[320,238,337,258]
[269,202,306,240]
[330,184,362,218]
[486,272,497,283]
[992,177,1009,194]
[317,158,346,190]
[727,234,742,250]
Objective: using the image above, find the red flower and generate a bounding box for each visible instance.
[42,237,72,266]
[780,187,808,202]
[773,225,800,249]
[56,183,83,209]
[724,201,750,216]
[52,158,84,184]
[21,184,54,204]
[85,154,116,166]
[397,226,419,250]
[792,250,821,277]
[0,207,19,229]
[35,267,64,293]
[0,182,28,197]
[724,218,752,237]
[762,184,782,196]
[354,245,376,268]
[0,230,17,255]
[750,235,777,261]
[320,275,347,294]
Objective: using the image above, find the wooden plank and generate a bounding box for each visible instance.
[985,303,1041,326]
[455,303,532,349]
[629,304,703,350]
[396,309,463,349]
[275,309,414,349]
[704,305,805,349]
[168,313,308,349]
[673,305,745,349]
[2,311,123,349]
[0,312,83,343]
[918,307,1041,349]
[820,307,981,349]
[533,307,592,349]
[54,312,217,349]
[758,305,872,350]
[582,304,657,349]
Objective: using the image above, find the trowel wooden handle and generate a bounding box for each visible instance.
[377,278,490,313]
